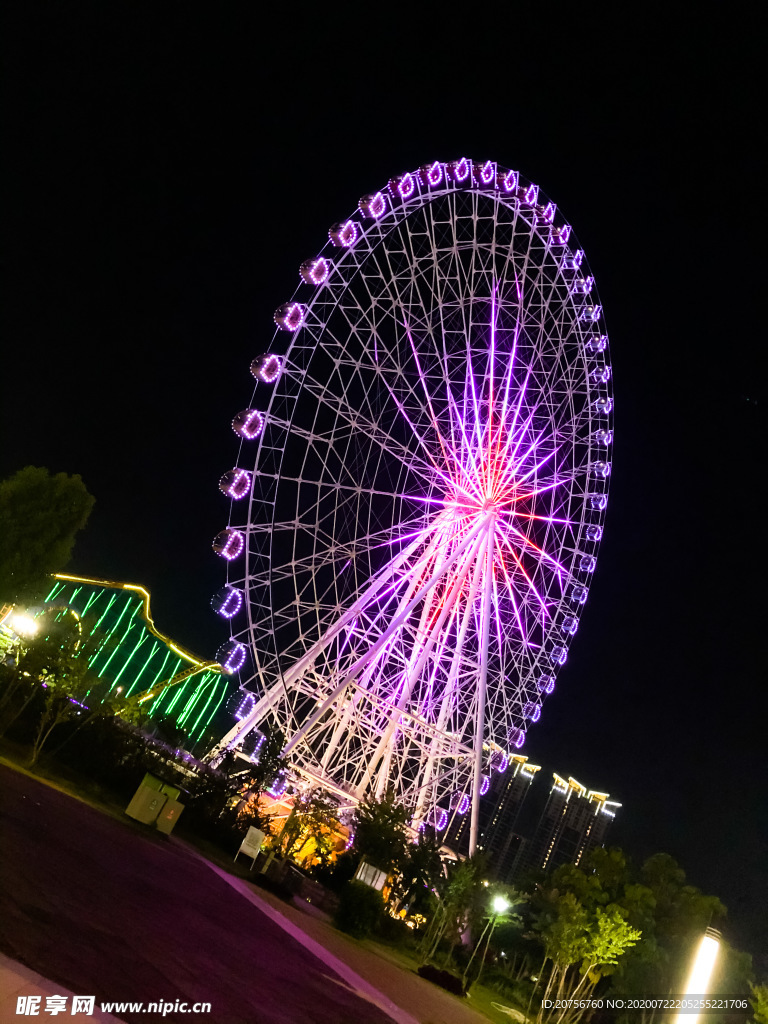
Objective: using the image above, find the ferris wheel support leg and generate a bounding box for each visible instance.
[357,528,484,803]
[469,524,495,857]
[282,515,489,763]
[412,545,485,823]
[318,531,444,774]
[207,530,436,767]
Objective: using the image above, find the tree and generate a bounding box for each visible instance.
[418,851,490,966]
[278,788,341,866]
[750,984,768,1024]
[532,894,641,1024]
[352,792,409,872]
[391,829,445,919]
[0,466,95,605]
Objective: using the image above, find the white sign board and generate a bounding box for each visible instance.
[355,860,388,891]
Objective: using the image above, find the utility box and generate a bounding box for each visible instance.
[156,798,184,835]
[126,784,167,824]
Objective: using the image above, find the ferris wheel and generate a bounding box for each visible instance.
[207,158,613,854]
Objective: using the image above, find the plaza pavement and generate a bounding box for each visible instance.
[0,763,498,1024]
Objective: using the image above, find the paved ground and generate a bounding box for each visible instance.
[0,764,400,1024]
[0,763,503,1024]
[0,952,126,1023]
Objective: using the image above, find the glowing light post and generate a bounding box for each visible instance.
[9,614,39,638]
[675,928,721,1024]
[462,894,511,990]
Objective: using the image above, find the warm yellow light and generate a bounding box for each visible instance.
[492,895,510,915]
[11,614,38,637]
[676,930,720,1024]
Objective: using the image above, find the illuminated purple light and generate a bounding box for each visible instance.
[498,168,519,192]
[389,173,416,199]
[419,161,443,187]
[480,774,491,796]
[211,585,244,619]
[358,192,387,219]
[232,409,264,440]
[217,640,247,674]
[457,794,470,815]
[267,772,287,798]
[523,701,541,722]
[300,258,330,285]
[571,585,588,604]
[212,529,245,561]
[433,807,448,831]
[593,429,613,445]
[490,749,508,773]
[550,646,567,666]
[564,250,584,270]
[591,365,611,384]
[538,674,555,695]
[561,616,578,636]
[522,183,539,205]
[594,396,613,415]
[581,305,603,322]
[586,335,608,353]
[447,158,471,182]
[551,224,571,245]
[579,554,597,573]
[329,221,359,247]
[251,354,283,383]
[536,202,556,223]
[473,160,494,185]
[274,303,306,331]
[591,461,611,478]
[507,726,526,749]
[572,276,595,295]
[219,468,252,500]
[234,692,255,720]
[589,493,608,511]
[586,524,603,542]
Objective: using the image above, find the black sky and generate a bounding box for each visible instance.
[3,5,765,959]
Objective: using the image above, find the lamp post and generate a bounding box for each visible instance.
[675,927,721,1024]
[463,894,511,991]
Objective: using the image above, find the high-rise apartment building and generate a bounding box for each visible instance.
[445,755,540,877]
[510,773,620,880]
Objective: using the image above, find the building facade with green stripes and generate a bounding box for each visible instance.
[44,574,237,753]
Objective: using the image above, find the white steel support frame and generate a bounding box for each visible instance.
[210,159,613,851]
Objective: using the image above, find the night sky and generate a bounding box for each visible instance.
[4,7,765,958]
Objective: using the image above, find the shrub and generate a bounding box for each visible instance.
[334,880,384,939]
[417,963,465,996]
[376,911,415,946]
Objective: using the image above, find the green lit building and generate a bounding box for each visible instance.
[42,574,236,752]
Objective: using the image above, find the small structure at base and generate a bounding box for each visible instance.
[354,859,387,891]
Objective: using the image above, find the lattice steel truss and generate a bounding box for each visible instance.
[208,160,613,853]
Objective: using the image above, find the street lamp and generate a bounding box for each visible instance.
[492,895,510,916]
[675,928,721,1024]
[463,894,512,991]
[10,614,38,637]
